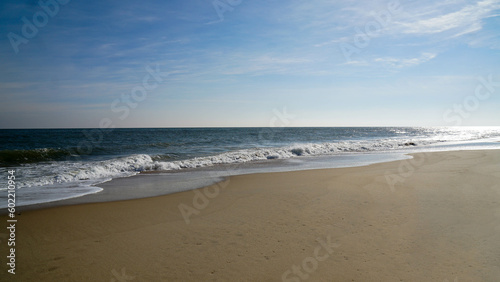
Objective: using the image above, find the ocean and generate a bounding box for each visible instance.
[2,127,500,208]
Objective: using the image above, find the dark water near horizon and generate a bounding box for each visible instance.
[1,126,500,208]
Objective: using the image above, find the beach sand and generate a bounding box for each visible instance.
[2,150,500,281]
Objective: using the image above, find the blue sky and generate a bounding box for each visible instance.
[1,0,499,128]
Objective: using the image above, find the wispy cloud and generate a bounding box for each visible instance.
[310,0,500,51]
[373,52,437,68]
[204,53,312,76]
[338,52,437,69]
[396,0,500,37]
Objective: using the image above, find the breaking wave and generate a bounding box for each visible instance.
[12,138,431,189]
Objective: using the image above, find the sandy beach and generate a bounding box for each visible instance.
[2,150,500,281]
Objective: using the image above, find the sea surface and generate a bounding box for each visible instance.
[2,127,500,208]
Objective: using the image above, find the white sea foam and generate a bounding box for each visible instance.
[11,154,154,189]
[7,138,441,190]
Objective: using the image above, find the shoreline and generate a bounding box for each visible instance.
[1,149,499,280]
[3,150,413,214]
[3,136,500,212]
[6,141,500,213]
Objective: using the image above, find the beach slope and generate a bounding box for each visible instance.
[2,150,500,281]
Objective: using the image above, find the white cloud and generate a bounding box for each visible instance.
[311,0,500,51]
[397,0,500,37]
[335,53,437,71]
[373,52,437,68]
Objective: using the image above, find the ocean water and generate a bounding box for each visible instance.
[1,127,500,208]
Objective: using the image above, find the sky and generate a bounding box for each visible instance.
[0,0,499,128]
